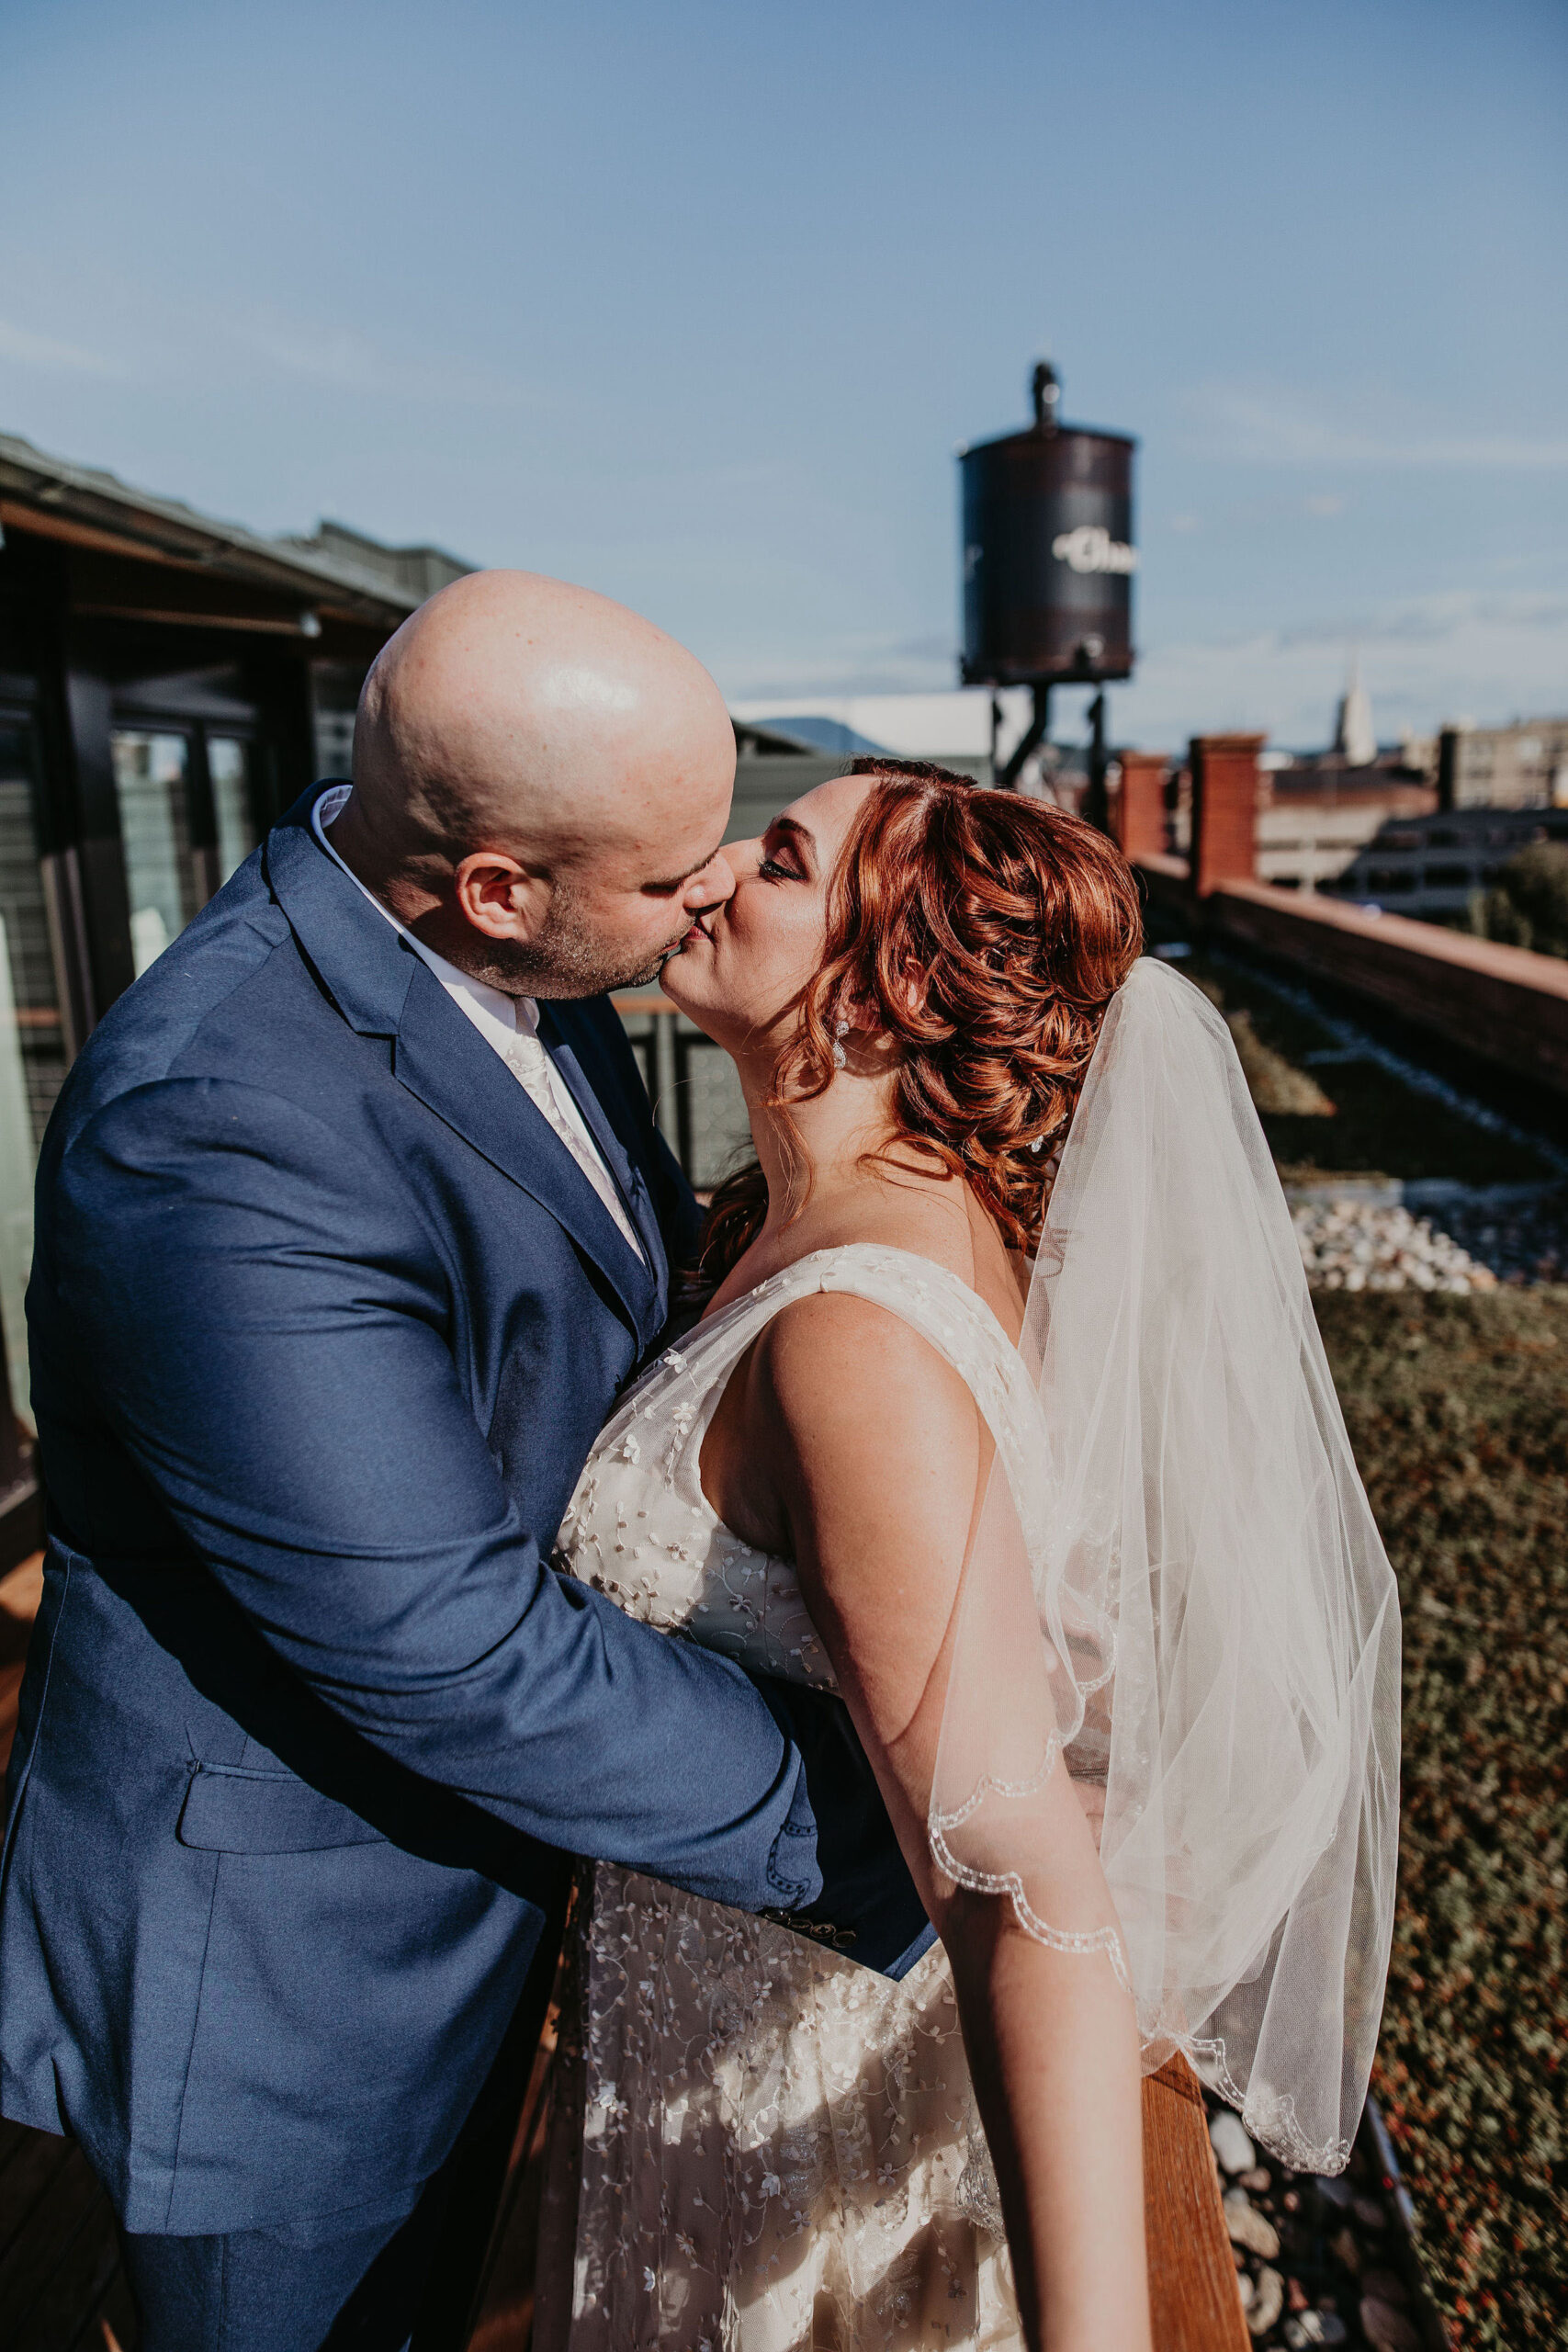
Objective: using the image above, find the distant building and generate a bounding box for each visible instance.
[276,519,473,608]
[278,523,474,775]
[1164,743,1438,894]
[1255,761,1436,892]
[1332,658,1376,768]
[1436,718,1568,810]
[1228,666,1445,893]
[1321,804,1568,919]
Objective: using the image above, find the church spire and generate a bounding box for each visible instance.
[1334,653,1376,766]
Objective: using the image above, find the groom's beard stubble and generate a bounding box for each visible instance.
[463,875,692,1001]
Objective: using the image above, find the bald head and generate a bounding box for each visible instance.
[355,569,733,863]
[331,570,739,996]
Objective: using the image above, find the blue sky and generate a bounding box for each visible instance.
[3,0,1564,750]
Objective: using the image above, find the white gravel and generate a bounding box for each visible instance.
[1292,1200,1498,1294]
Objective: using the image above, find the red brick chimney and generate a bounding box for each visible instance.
[1112,751,1169,862]
[1190,733,1265,897]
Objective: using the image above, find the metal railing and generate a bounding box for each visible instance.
[611,994,753,1192]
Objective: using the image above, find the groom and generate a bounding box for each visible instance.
[0,572,926,2347]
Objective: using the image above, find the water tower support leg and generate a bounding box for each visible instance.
[998,683,1051,791]
[1083,692,1110,833]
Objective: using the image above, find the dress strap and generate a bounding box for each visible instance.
[594,1245,1043,1513]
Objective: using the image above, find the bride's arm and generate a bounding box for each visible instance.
[744,1294,1152,2352]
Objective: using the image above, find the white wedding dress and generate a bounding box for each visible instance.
[534,1243,1032,2352]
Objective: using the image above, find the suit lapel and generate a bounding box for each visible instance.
[540,1002,670,1319]
[393,965,659,1334]
[266,795,660,1338]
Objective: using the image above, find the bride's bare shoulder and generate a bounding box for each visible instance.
[750,1285,983,1499]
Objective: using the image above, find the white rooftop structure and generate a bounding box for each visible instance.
[729,688,1035,763]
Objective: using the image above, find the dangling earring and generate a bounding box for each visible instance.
[1029,1134,1043,1153]
[832,1017,850,1070]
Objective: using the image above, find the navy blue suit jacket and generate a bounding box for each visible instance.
[0,790,926,2241]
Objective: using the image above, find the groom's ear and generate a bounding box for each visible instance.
[453,849,552,944]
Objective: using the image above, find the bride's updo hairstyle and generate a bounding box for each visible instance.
[697,760,1143,1286]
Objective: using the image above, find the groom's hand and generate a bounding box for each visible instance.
[750,1674,935,1980]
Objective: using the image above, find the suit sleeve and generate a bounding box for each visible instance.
[50,1075,818,1912]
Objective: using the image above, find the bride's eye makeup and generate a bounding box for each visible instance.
[757,818,814,884]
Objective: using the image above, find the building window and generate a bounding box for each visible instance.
[111,730,202,974]
[209,736,258,884]
[0,718,69,1424]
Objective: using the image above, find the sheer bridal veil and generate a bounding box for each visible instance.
[929,956,1401,2174]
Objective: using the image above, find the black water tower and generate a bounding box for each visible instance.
[960,363,1137,797]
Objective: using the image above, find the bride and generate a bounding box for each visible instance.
[534,760,1401,2352]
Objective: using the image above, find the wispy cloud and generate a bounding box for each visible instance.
[1275,589,1568,651]
[725,585,1568,752]
[724,628,958,702]
[1119,587,1568,748]
[725,589,1568,720]
[0,317,126,378]
[225,308,542,412]
[1188,385,1568,471]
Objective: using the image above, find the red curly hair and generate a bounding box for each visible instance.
[695,759,1144,1287]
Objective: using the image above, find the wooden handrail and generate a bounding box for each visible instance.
[1133,853,1568,1100]
[1209,874,1568,998]
[608,991,681,1018]
[1143,2053,1250,2350]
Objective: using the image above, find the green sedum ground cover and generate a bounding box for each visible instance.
[1315,1289,1568,2347]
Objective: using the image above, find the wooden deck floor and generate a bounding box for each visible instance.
[0,2113,136,2352]
[0,1556,1246,2350]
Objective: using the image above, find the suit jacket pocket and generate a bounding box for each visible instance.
[177,1763,389,1854]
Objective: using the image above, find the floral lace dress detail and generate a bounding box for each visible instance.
[535,1246,1038,2352]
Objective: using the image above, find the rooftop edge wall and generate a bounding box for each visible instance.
[1138,863,1568,1102]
